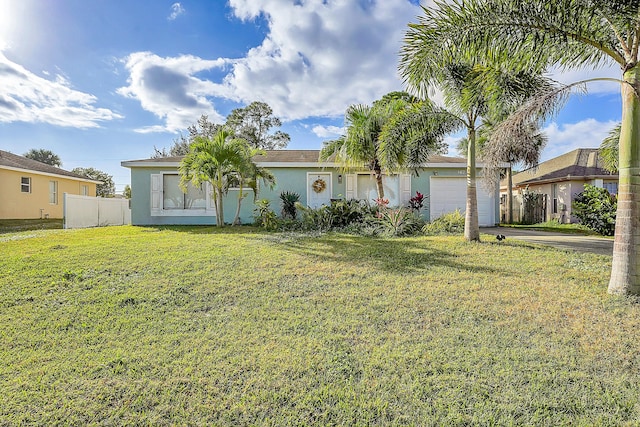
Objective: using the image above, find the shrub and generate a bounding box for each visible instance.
[376,207,424,237]
[572,184,617,236]
[254,199,279,230]
[296,199,376,232]
[408,191,426,212]
[280,191,300,220]
[326,199,374,228]
[297,203,334,232]
[423,209,465,235]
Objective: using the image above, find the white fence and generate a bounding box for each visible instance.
[63,194,131,229]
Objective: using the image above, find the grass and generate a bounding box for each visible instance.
[501,220,601,235]
[1,225,638,425]
[0,218,64,234]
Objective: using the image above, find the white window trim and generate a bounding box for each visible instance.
[49,180,58,205]
[21,177,31,193]
[150,173,215,217]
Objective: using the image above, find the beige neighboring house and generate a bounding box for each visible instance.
[501,148,617,223]
[0,150,101,220]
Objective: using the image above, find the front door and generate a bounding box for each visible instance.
[307,172,332,208]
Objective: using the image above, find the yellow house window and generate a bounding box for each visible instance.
[81,185,89,196]
[49,181,58,204]
[21,177,31,193]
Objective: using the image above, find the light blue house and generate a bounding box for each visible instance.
[121,150,500,226]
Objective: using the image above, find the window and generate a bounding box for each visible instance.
[81,185,89,196]
[21,177,31,193]
[49,181,58,204]
[603,182,618,195]
[163,174,206,210]
[356,174,400,206]
[552,183,558,214]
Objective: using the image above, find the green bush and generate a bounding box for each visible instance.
[295,203,331,232]
[296,199,376,232]
[423,209,465,235]
[572,184,617,236]
[376,206,424,237]
[254,199,279,231]
[279,191,300,220]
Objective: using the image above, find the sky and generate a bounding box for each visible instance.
[0,0,623,194]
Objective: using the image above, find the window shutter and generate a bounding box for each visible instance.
[400,173,412,206]
[345,174,356,200]
[150,174,162,215]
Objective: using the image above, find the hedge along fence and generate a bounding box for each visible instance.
[63,194,131,229]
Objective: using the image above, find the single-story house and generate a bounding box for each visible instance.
[501,148,617,223]
[0,150,101,220]
[122,150,501,226]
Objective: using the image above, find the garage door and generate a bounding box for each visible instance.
[429,177,496,226]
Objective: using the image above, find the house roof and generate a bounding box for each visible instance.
[0,149,102,183]
[511,148,616,188]
[121,150,470,168]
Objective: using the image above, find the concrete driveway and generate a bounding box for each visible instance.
[481,227,613,256]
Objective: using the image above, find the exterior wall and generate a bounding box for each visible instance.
[129,164,500,226]
[513,180,598,224]
[0,168,97,219]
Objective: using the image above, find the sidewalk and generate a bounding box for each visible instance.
[481,227,613,256]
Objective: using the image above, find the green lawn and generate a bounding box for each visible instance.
[1,226,637,425]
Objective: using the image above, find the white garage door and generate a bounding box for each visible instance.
[430,177,496,226]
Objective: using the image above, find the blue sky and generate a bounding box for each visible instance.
[0,0,622,194]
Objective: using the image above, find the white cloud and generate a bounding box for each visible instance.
[541,118,618,161]
[168,3,185,21]
[120,1,421,130]
[222,0,420,120]
[0,51,121,128]
[312,125,343,138]
[117,52,230,133]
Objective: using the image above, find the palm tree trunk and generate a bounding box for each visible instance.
[233,181,244,225]
[608,66,640,295]
[215,172,225,227]
[465,126,480,241]
[373,159,385,200]
[506,164,513,224]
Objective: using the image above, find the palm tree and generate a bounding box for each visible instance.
[390,54,548,240]
[179,128,249,227]
[320,98,416,199]
[410,0,640,294]
[600,123,621,174]
[230,149,276,225]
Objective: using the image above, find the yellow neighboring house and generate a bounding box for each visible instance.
[0,150,101,220]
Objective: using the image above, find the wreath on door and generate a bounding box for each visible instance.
[312,178,327,193]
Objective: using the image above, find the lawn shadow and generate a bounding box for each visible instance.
[273,233,508,275]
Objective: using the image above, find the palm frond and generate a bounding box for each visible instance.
[599,122,621,173]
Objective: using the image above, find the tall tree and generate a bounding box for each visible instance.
[412,0,640,294]
[394,36,549,240]
[152,115,221,158]
[179,128,249,227]
[71,167,115,197]
[24,149,62,167]
[226,101,290,150]
[319,95,441,199]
